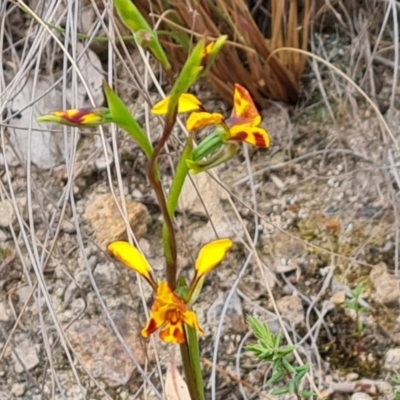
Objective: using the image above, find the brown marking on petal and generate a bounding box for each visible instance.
[63,109,86,125]
[254,132,268,148]
[166,309,180,325]
[173,327,185,343]
[143,318,158,335]
[230,131,248,142]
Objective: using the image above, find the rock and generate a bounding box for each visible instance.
[84,194,149,250]
[276,295,304,326]
[66,311,148,387]
[331,291,346,304]
[10,383,26,397]
[12,339,40,373]
[0,201,13,228]
[93,262,120,286]
[180,173,228,216]
[350,393,372,400]
[207,290,246,334]
[6,76,64,169]
[0,301,13,323]
[0,230,8,242]
[383,348,400,370]
[65,42,104,107]
[17,285,32,304]
[370,262,400,305]
[179,173,239,243]
[0,198,26,229]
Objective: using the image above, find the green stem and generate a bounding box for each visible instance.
[180,328,205,400]
[163,138,193,254]
[147,115,178,289]
[187,326,204,399]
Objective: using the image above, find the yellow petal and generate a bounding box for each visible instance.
[231,84,261,126]
[195,238,233,277]
[186,112,224,131]
[108,241,156,287]
[229,125,270,148]
[151,93,202,115]
[182,309,204,336]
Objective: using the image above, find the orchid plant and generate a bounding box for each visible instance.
[37,1,270,398]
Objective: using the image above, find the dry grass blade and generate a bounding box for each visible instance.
[134,0,313,107]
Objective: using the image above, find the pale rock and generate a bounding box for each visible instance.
[276,295,304,326]
[383,348,400,370]
[207,290,246,334]
[0,230,7,242]
[350,393,372,400]
[6,76,64,169]
[0,201,14,228]
[331,290,346,304]
[66,311,148,387]
[0,301,13,323]
[65,42,104,107]
[10,383,26,397]
[12,339,40,373]
[179,173,239,243]
[93,262,120,286]
[370,262,400,305]
[60,219,76,234]
[85,194,149,250]
[0,146,20,167]
[94,135,113,170]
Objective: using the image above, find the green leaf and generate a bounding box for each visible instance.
[103,81,153,159]
[300,390,315,398]
[288,381,296,393]
[295,367,309,381]
[200,35,227,77]
[271,387,291,395]
[267,370,285,385]
[277,346,296,357]
[344,300,356,310]
[275,333,282,348]
[282,358,296,374]
[187,143,238,174]
[113,0,171,71]
[392,374,400,384]
[166,40,205,120]
[294,365,309,373]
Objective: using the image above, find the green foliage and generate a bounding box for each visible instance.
[391,372,400,400]
[344,282,370,338]
[246,316,311,398]
[166,40,206,122]
[103,81,153,159]
[113,0,171,72]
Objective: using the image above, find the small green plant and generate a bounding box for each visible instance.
[392,373,400,400]
[344,282,370,354]
[246,316,312,398]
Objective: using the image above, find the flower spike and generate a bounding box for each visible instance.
[108,241,157,290]
[142,282,203,344]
